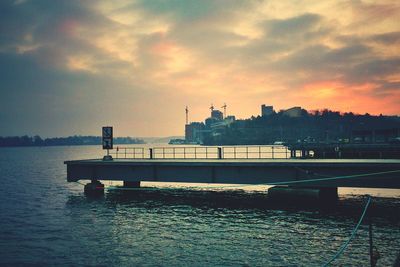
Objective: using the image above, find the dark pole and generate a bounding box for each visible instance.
[369,216,373,267]
[218,147,222,159]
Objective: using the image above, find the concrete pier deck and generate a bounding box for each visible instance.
[65,159,400,189]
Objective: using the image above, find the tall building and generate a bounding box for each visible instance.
[283,106,302,117]
[261,105,274,116]
[185,122,205,143]
[184,105,236,143]
[211,110,223,120]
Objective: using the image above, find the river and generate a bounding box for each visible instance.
[0,145,399,266]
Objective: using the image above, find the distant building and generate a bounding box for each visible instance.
[211,110,223,120]
[352,128,400,143]
[225,115,236,122]
[185,122,205,143]
[261,105,274,117]
[205,117,218,128]
[283,107,302,117]
[184,106,236,143]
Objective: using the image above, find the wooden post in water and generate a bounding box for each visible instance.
[368,198,379,267]
[369,216,374,267]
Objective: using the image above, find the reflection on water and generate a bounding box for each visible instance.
[0,145,399,266]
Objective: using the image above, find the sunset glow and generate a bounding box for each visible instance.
[0,0,399,137]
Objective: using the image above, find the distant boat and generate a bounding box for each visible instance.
[168,139,186,145]
[273,141,284,145]
[169,139,201,145]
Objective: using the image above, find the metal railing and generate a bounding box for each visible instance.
[108,145,290,160]
[110,147,147,159]
[222,146,289,159]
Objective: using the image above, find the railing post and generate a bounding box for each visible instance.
[218,147,222,159]
[272,146,274,159]
[149,148,153,159]
[184,147,186,159]
[259,146,261,159]
[246,146,248,159]
[125,148,127,158]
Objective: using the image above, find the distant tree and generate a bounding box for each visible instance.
[0,135,145,147]
[33,135,44,146]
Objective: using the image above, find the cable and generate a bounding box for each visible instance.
[268,169,400,186]
[322,195,372,266]
[163,169,400,189]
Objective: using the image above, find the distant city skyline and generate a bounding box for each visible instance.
[0,0,399,137]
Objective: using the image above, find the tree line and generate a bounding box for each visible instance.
[0,135,145,147]
[203,109,400,145]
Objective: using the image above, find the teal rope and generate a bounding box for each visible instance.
[322,196,372,266]
[168,169,400,189]
[265,169,400,186]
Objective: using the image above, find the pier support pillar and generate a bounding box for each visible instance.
[103,155,113,161]
[84,180,104,196]
[301,150,310,158]
[123,181,141,188]
[268,186,338,202]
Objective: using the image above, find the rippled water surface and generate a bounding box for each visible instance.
[0,146,399,266]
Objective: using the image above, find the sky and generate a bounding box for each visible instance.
[0,0,399,137]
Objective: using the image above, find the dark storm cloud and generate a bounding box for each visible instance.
[138,0,252,22]
[0,48,148,136]
[262,13,323,39]
[246,40,371,77]
[370,31,400,45]
[0,1,142,136]
[348,58,400,82]
[0,51,90,135]
[0,1,89,46]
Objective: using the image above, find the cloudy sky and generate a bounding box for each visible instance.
[0,0,399,137]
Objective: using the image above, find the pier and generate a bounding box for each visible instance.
[288,143,400,159]
[65,146,400,196]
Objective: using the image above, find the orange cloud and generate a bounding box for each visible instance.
[298,80,400,115]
